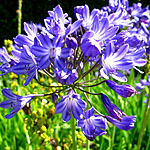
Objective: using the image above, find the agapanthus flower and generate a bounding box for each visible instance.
[108,5,130,27]
[0,88,33,119]
[74,4,100,30]
[55,90,87,122]
[0,63,12,76]
[101,94,136,130]
[66,37,77,50]
[135,75,150,90]
[125,46,147,69]
[45,5,82,36]
[12,45,39,86]
[100,41,133,82]
[125,32,142,48]
[14,22,40,47]
[54,68,78,85]
[0,47,13,76]
[44,5,70,36]
[81,16,118,57]
[109,0,129,12]
[0,47,11,63]
[106,80,136,98]
[31,34,74,70]
[77,107,107,141]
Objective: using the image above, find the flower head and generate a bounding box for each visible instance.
[0,88,33,119]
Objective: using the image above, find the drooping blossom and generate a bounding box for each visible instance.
[101,94,136,131]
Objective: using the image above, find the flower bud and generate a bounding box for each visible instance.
[101,94,125,121]
[66,36,77,49]
[52,94,58,104]
[106,80,136,98]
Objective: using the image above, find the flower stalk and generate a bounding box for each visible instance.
[71,116,76,150]
[137,86,150,150]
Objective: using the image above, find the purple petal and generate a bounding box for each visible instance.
[98,17,109,35]
[0,100,16,108]
[62,107,72,122]
[91,15,99,33]
[77,119,85,128]
[92,116,107,129]
[106,116,136,131]
[32,45,48,56]
[24,71,36,86]
[99,26,119,40]
[72,103,83,120]
[55,99,67,114]
[100,67,109,79]
[110,71,127,82]
[84,107,94,119]
[5,107,20,119]
[2,88,17,99]
[60,48,74,58]
[112,44,129,61]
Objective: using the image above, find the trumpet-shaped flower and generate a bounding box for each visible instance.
[81,16,118,57]
[106,80,136,98]
[74,4,100,30]
[100,41,133,82]
[31,34,74,70]
[101,94,136,130]
[77,107,107,141]
[14,22,40,47]
[55,90,87,122]
[12,45,39,86]
[0,88,33,119]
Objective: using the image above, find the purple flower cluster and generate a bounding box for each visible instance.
[0,0,149,141]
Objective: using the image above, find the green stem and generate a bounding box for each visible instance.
[110,126,116,150]
[71,117,76,150]
[85,62,90,150]
[18,0,22,34]
[146,126,150,150]
[86,139,90,150]
[137,86,150,150]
